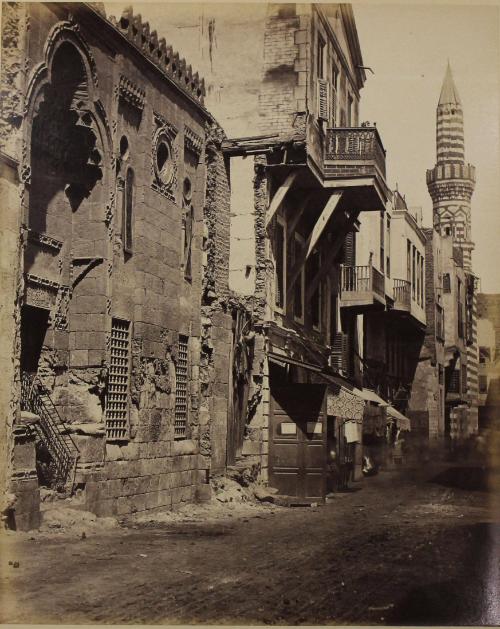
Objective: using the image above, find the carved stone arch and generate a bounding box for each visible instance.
[43,20,99,92]
[24,30,110,231]
[24,20,99,123]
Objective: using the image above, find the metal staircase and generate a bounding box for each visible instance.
[21,373,79,490]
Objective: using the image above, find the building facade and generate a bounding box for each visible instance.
[220,3,396,500]
[0,2,234,529]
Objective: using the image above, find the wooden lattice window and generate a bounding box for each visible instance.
[174,335,189,438]
[106,318,130,441]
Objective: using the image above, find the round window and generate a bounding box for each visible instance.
[154,132,174,186]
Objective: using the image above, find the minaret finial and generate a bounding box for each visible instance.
[439,61,461,106]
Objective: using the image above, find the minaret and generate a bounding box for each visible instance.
[426,62,475,270]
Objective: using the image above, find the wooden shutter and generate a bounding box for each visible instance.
[317,79,330,121]
[331,332,349,375]
[342,231,356,266]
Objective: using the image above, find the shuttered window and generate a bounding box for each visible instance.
[106,318,130,441]
[174,335,189,438]
[342,231,355,266]
[275,218,286,311]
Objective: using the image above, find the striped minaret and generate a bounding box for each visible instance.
[427,62,479,436]
[426,62,475,270]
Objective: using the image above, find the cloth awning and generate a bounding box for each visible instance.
[353,387,389,406]
[327,386,365,421]
[386,406,411,431]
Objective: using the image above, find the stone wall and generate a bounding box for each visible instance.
[201,122,232,476]
[3,3,234,523]
[0,2,27,521]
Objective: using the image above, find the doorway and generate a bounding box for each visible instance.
[20,305,50,374]
[269,383,327,501]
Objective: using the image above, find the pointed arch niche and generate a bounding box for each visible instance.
[21,22,113,376]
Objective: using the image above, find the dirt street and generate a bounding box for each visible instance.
[1,463,499,626]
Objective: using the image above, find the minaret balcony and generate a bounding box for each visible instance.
[323,127,389,212]
[426,163,475,186]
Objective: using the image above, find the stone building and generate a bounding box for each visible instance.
[0,2,233,529]
[410,63,479,448]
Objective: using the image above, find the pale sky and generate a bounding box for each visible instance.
[104,1,500,292]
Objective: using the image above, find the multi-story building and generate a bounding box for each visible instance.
[0,2,234,529]
[352,191,426,465]
[220,3,392,500]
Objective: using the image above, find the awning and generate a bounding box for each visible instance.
[386,406,411,431]
[353,387,389,406]
[327,386,365,421]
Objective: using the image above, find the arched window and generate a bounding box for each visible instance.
[182,177,193,280]
[183,204,194,280]
[123,168,134,253]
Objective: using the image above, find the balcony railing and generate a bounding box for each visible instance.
[325,127,386,179]
[340,264,385,311]
[393,279,411,311]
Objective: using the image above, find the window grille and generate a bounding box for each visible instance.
[449,369,460,393]
[174,335,189,438]
[106,318,130,440]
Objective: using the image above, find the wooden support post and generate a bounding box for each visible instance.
[305,209,360,302]
[286,192,343,301]
[265,171,298,229]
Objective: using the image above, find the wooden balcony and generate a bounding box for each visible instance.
[339,264,386,312]
[393,279,411,313]
[323,128,389,211]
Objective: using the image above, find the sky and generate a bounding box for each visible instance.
[104,1,500,292]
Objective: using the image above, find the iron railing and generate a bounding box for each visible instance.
[340,264,385,299]
[21,372,78,489]
[393,279,411,309]
[325,127,386,179]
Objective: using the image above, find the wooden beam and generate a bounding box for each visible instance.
[265,171,298,229]
[305,209,360,302]
[286,192,314,242]
[286,192,343,301]
[305,192,343,260]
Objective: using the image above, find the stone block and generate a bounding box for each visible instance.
[196,483,212,503]
[8,478,41,531]
[172,439,197,456]
[106,443,123,461]
[73,431,106,464]
[12,427,37,473]
[242,440,262,456]
[70,350,89,367]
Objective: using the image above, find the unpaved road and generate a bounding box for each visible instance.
[1,464,499,625]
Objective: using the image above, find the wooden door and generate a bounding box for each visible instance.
[269,384,327,501]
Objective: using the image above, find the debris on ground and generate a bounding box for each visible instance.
[39,506,119,536]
